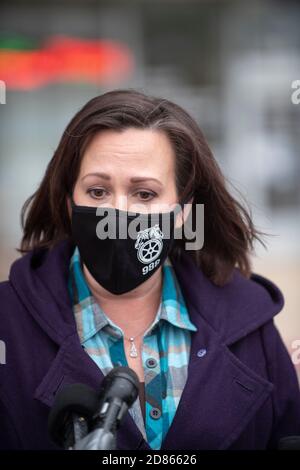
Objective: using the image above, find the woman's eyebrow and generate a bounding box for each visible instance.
[81,173,163,186]
[81,172,110,181]
[130,176,163,186]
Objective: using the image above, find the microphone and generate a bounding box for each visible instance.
[48,383,100,449]
[73,366,139,450]
[48,367,139,450]
[278,436,300,450]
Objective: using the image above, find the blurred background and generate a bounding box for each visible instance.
[0,0,299,381]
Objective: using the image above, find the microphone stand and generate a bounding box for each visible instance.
[73,427,116,450]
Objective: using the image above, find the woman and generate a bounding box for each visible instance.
[0,89,299,450]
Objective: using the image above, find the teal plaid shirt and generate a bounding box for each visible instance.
[68,247,197,450]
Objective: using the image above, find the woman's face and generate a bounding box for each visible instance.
[72,127,179,214]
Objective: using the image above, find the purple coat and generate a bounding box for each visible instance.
[0,239,299,450]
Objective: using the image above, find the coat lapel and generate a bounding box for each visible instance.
[160,301,273,449]
[34,332,150,450]
[158,252,275,449]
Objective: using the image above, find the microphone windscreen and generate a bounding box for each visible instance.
[48,383,99,446]
[99,366,139,407]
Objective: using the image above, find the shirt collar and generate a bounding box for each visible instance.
[68,247,197,345]
[159,257,197,332]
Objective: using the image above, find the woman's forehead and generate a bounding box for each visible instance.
[79,128,175,180]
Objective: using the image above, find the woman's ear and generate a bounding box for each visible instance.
[175,197,194,229]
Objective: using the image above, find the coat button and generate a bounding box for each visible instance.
[146,357,157,368]
[197,348,207,358]
[150,407,161,419]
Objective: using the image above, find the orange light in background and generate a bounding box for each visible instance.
[0,36,135,89]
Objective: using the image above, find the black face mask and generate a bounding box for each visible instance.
[70,198,185,295]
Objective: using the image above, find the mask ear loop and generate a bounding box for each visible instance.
[167,194,193,261]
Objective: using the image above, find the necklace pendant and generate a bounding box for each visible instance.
[129,340,138,358]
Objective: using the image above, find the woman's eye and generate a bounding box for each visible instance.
[136,191,156,201]
[87,188,107,199]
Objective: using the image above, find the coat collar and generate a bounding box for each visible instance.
[9,240,283,449]
[171,250,284,346]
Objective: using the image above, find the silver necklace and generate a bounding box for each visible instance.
[124,320,154,358]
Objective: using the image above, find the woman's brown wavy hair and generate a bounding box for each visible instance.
[19,88,267,285]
